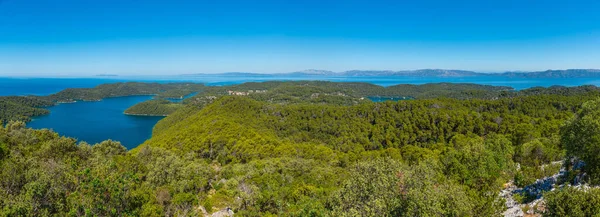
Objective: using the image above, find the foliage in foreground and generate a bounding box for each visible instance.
[544,186,600,217]
[1,120,513,216]
[562,98,600,184]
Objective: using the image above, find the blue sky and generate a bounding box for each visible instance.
[1,0,599,76]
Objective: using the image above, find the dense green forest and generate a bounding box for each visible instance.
[185,81,515,103]
[0,96,53,124]
[125,99,183,116]
[3,81,600,216]
[156,90,199,99]
[178,81,600,109]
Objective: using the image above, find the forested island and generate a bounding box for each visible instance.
[46,82,205,102]
[2,81,600,216]
[124,99,183,116]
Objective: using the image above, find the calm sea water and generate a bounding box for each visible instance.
[27,95,164,149]
[2,75,600,149]
[0,78,129,96]
[368,96,414,102]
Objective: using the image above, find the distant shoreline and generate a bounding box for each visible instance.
[54,94,158,104]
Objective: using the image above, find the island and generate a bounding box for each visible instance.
[95,74,119,77]
[124,99,183,116]
[45,82,205,102]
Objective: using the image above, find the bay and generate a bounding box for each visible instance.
[27,95,164,149]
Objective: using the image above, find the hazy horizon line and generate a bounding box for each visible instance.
[2,68,600,78]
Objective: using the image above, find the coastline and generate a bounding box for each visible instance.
[123,112,168,117]
[54,94,158,105]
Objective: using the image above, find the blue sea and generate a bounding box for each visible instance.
[27,96,163,149]
[2,75,600,149]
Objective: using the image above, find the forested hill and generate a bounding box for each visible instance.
[124,99,183,116]
[148,81,523,134]
[3,82,600,215]
[140,89,600,215]
[190,81,514,101]
[147,92,599,164]
[0,96,54,124]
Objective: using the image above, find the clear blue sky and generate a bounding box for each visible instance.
[1,0,599,76]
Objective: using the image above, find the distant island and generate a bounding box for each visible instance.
[95,74,119,77]
[183,69,600,78]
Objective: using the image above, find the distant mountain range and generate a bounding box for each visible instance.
[499,69,600,78]
[182,69,600,78]
[308,69,482,77]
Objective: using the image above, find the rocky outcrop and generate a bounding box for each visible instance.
[198,206,235,217]
[517,167,565,201]
[211,208,234,217]
[502,161,565,217]
[501,182,524,217]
